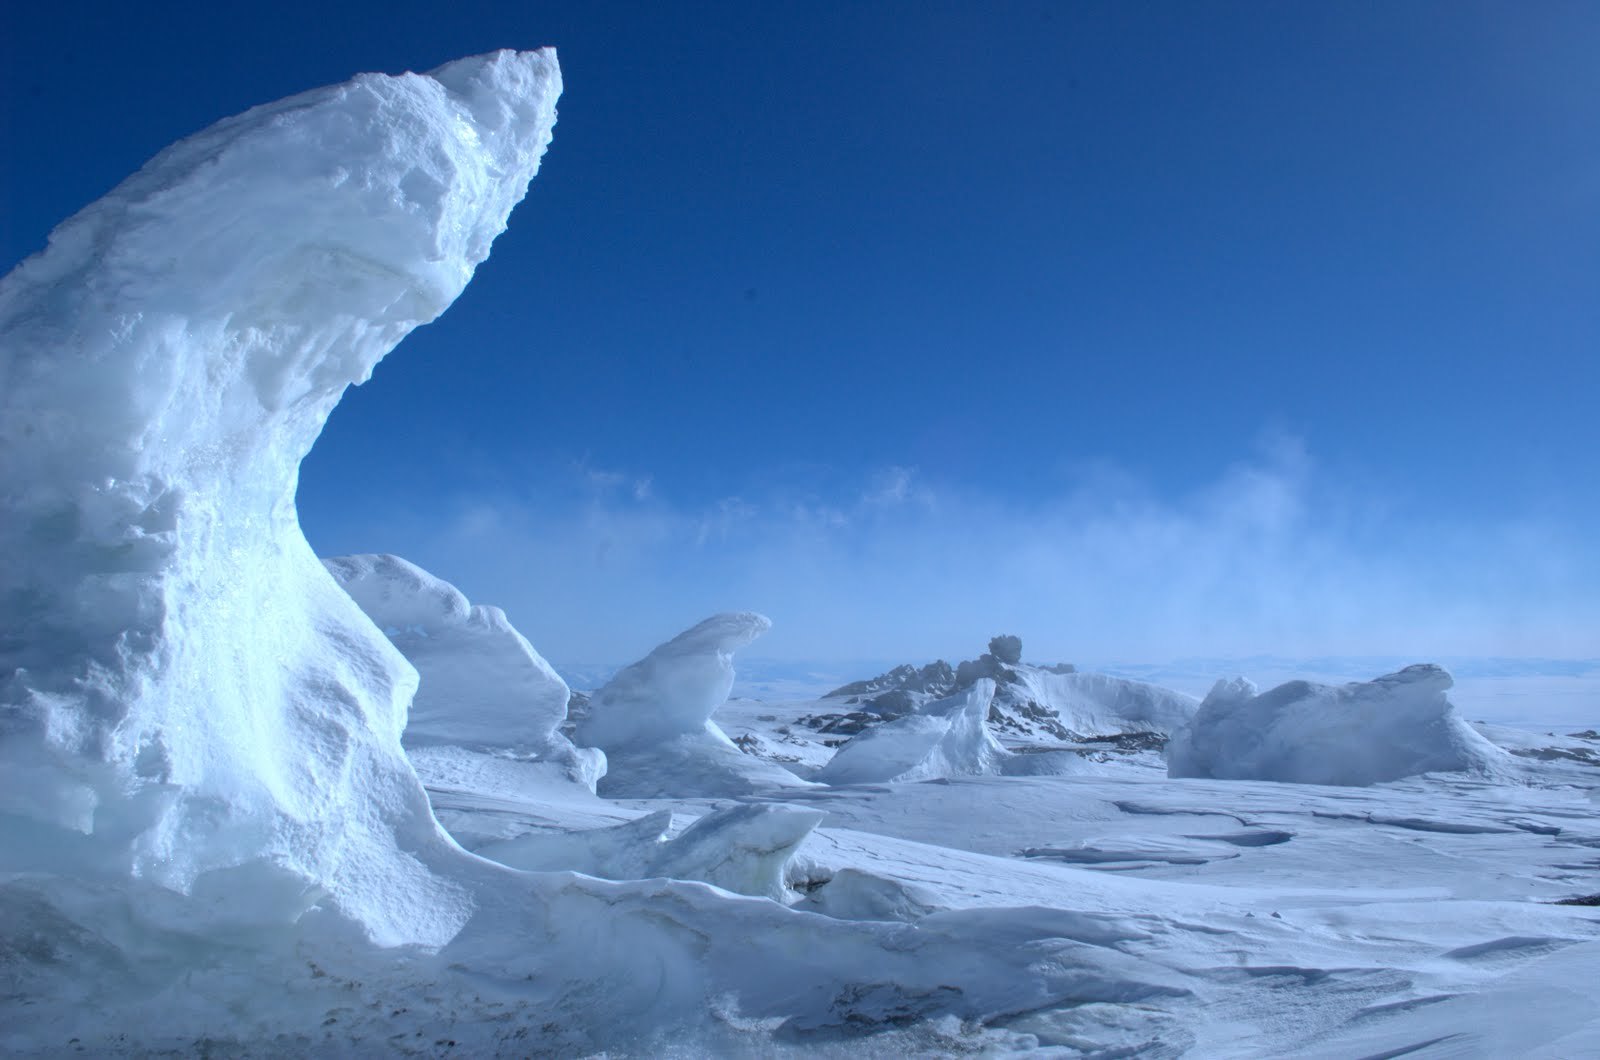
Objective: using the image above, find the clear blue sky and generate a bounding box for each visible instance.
[4,2,1596,666]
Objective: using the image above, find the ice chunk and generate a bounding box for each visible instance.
[578,611,771,748]
[576,613,807,796]
[816,680,1010,784]
[0,49,562,946]
[1166,665,1511,786]
[324,553,604,790]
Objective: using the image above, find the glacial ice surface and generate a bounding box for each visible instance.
[0,47,563,947]
[577,612,809,796]
[1166,664,1511,785]
[324,553,604,790]
[817,680,1009,784]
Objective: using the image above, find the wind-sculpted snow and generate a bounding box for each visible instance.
[480,803,825,902]
[577,612,809,796]
[578,611,771,747]
[1166,664,1511,785]
[324,553,604,790]
[0,49,563,947]
[818,680,1009,784]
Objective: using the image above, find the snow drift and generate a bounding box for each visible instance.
[817,680,1007,784]
[479,803,825,903]
[324,553,604,790]
[1166,664,1511,786]
[576,613,809,796]
[0,49,563,947]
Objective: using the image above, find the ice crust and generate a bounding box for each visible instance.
[0,49,563,946]
[578,611,771,748]
[817,680,1009,784]
[323,553,604,789]
[479,802,825,903]
[577,612,809,796]
[1166,664,1512,785]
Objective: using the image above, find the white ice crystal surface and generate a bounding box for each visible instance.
[577,612,808,796]
[0,49,563,946]
[817,680,1008,784]
[324,553,604,789]
[1166,664,1511,785]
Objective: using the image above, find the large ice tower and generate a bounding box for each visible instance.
[0,50,563,946]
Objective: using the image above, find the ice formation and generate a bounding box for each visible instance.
[576,612,809,796]
[578,611,770,747]
[0,49,563,947]
[1166,664,1511,785]
[324,553,603,789]
[817,680,1009,784]
[7,44,1592,1058]
[480,802,825,902]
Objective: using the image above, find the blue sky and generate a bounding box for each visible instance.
[3,2,1597,667]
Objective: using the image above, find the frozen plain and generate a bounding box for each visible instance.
[0,48,1596,1058]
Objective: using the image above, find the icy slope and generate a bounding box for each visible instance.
[1167,665,1512,785]
[0,49,562,946]
[817,680,1009,784]
[324,553,604,789]
[577,613,810,796]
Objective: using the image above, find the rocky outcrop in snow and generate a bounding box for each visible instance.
[324,553,605,791]
[1166,664,1511,786]
[576,613,809,796]
[819,636,1194,747]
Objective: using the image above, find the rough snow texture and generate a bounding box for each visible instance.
[817,680,1008,784]
[576,613,808,796]
[323,553,603,789]
[577,611,771,748]
[480,803,825,903]
[0,49,563,946]
[1166,664,1511,786]
[994,668,1197,741]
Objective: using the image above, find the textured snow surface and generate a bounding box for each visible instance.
[4,49,1599,1059]
[0,48,562,947]
[1167,664,1511,785]
[579,611,772,748]
[481,802,825,902]
[817,680,1008,784]
[577,613,809,796]
[324,553,604,789]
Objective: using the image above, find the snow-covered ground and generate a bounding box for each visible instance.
[2,48,1597,1058]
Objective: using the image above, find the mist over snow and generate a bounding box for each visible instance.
[302,435,1600,671]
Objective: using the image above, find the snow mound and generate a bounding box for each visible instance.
[1166,664,1511,786]
[481,803,824,903]
[576,613,808,796]
[0,49,562,947]
[817,680,1008,784]
[324,553,603,790]
[994,669,1197,741]
[578,611,771,747]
